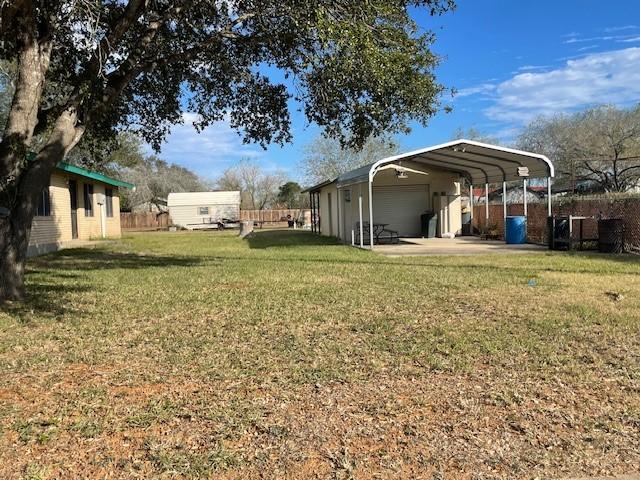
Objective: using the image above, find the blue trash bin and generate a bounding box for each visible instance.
[505,216,527,244]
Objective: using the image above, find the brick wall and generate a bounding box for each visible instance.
[472,197,640,250]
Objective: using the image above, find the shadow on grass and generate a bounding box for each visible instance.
[28,248,205,271]
[0,280,93,320]
[246,230,341,249]
[5,249,207,318]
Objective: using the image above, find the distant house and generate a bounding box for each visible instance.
[167,191,240,229]
[28,162,135,257]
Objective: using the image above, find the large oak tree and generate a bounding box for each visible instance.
[0,0,454,301]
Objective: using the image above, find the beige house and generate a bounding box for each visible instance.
[28,162,134,257]
[304,140,554,247]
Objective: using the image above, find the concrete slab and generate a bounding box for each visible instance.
[374,236,548,256]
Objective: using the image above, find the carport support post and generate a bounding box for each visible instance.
[308,192,313,232]
[358,186,364,248]
[484,183,489,224]
[547,176,552,216]
[368,176,374,249]
[469,183,473,218]
[502,181,507,220]
[523,178,528,216]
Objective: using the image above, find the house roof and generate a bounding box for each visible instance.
[56,162,135,189]
[301,179,335,193]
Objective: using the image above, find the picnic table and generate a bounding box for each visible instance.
[355,222,399,245]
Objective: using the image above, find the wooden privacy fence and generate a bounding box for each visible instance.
[122,209,311,230]
[240,209,310,222]
[472,197,640,250]
[120,211,170,230]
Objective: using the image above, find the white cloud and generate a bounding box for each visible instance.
[620,36,640,43]
[565,33,640,44]
[565,35,617,44]
[482,47,640,123]
[145,112,265,179]
[455,83,496,98]
[517,65,549,72]
[604,25,638,32]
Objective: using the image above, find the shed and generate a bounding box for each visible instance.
[167,191,241,229]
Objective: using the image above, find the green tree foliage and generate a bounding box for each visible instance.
[64,131,146,176]
[0,0,454,301]
[276,181,303,208]
[301,134,400,185]
[517,105,640,193]
[120,156,210,211]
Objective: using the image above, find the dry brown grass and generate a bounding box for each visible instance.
[0,230,638,479]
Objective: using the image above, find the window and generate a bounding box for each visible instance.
[198,206,209,215]
[105,188,114,217]
[84,184,94,217]
[36,187,51,217]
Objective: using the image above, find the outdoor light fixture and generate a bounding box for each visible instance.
[396,169,409,179]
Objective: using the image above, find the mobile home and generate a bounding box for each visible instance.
[167,191,241,229]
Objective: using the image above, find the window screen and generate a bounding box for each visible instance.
[198,207,209,215]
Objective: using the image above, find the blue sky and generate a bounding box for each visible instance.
[150,0,640,183]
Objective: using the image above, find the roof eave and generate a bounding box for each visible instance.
[56,162,135,189]
[302,179,335,193]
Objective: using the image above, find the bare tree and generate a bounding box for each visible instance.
[215,167,243,192]
[451,127,499,145]
[300,134,400,186]
[217,159,286,210]
[517,105,640,193]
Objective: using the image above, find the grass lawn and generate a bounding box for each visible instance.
[1,230,639,479]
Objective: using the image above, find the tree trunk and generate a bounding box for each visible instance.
[0,107,83,303]
[0,205,32,301]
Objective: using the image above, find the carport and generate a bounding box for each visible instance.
[306,139,554,248]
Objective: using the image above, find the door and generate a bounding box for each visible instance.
[373,185,430,237]
[69,180,78,239]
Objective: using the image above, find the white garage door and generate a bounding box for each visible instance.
[373,185,430,237]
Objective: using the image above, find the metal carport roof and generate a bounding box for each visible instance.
[335,139,554,187]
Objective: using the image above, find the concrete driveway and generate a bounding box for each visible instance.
[374,236,548,256]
